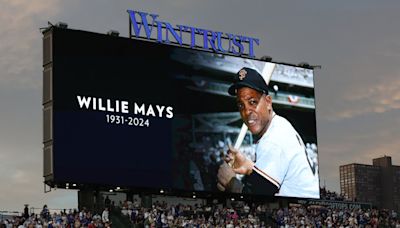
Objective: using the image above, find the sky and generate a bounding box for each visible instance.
[1,0,400,211]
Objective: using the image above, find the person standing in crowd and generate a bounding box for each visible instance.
[23,204,29,219]
[102,207,110,223]
[104,196,111,209]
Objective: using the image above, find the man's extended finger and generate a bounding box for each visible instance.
[233,167,247,175]
[228,145,238,154]
[217,163,228,180]
[217,182,225,192]
[225,152,234,161]
[220,161,229,169]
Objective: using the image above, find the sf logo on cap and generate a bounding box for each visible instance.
[238,69,247,80]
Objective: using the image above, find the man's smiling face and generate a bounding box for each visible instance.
[236,87,273,138]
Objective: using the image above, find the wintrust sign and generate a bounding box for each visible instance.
[127,10,260,58]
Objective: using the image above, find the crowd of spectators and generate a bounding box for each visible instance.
[121,200,400,227]
[122,200,266,227]
[0,205,111,228]
[273,206,399,227]
[2,199,400,227]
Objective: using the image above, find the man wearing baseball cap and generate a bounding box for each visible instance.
[217,67,319,198]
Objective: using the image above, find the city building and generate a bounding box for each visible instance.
[340,156,400,210]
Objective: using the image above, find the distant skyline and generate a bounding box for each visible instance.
[1,0,400,211]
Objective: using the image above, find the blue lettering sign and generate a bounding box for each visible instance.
[127,10,260,58]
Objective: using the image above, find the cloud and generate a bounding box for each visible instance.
[0,145,77,211]
[335,77,400,119]
[317,108,400,191]
[315,49,400,121]
[0,0,67,211]
[11,170,31,185]
[0,0,61,90]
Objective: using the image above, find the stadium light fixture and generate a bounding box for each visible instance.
[72,183,77,187]
[160,189,164,194]
[107,30,120,37]
[298,62,311,69]
[261,56,273,62]
[56,22,68,29]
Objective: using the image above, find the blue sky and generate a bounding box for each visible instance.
[1,0,399,211]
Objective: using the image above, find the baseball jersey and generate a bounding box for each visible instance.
[253,114,319,198]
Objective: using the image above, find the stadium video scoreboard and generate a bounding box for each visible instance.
[42,23,319,199]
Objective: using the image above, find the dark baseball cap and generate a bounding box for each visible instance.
[228,67,269,96]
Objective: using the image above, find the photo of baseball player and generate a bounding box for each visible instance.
[217,67,320,198]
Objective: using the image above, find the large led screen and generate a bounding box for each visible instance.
[45,28,320,199]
